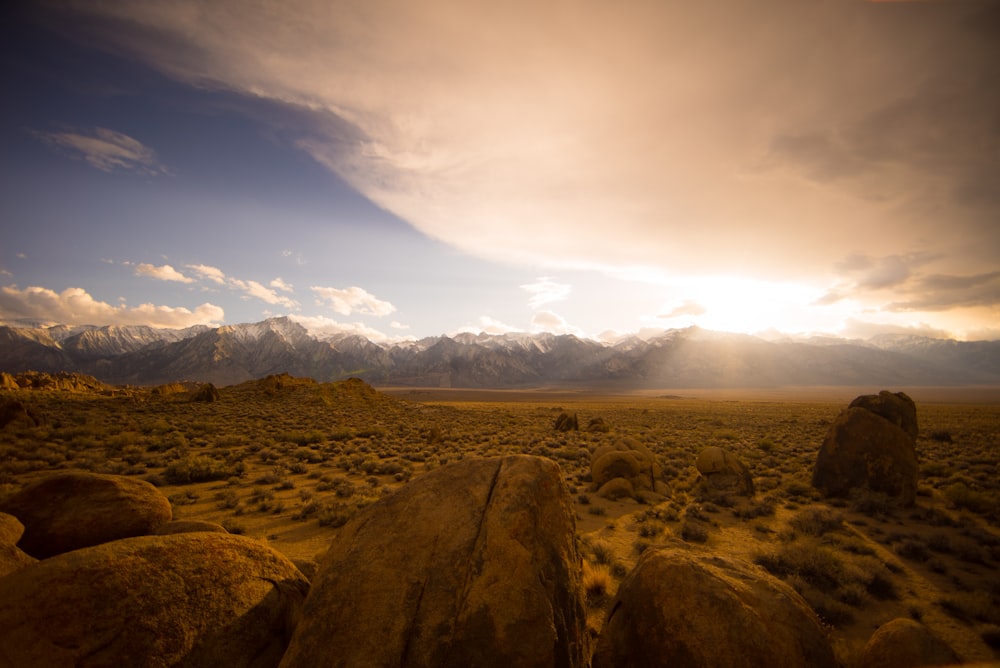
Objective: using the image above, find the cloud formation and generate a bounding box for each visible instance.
[311,286,396,317]
[0,285,223,328]
[30,126,168,175]
[134,263,194,283]
[521,277,571,309]
[54,0,1000,293]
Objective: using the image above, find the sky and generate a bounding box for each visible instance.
[1,0,998,343]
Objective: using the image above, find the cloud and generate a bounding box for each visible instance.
[884,271,1000,312]
[270,277,294,293]
[134,263,194,283]
[231,278,299,309]
[0,285,223,328]
[521,277,571,309]
[453,316,520,336]
[658,299,707,320]
[838,318,953,341]
[530,310,586,337]
[55,0,1000,287]
[288,314,405,343]
[186,264,227,285]
[30,127,169,175]
[311,286,396,317]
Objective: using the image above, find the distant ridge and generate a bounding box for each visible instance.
[1,317,998,389]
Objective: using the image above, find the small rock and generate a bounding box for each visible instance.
[859,618,959,668]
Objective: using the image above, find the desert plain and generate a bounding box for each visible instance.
[1,375,998,666]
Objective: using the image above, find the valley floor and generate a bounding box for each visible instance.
[2,378,998,665]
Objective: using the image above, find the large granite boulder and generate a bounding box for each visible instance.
[0,472,173,558]
[591,437,668,501]
[0,533,309,667]
[859,618,959,668]
[0,512,35,578]
[280,455,588,668]
[695,446,755,497]
[849,391,918,441]
[812,396,919,506]
[593,548,837,668]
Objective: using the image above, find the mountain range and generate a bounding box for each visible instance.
[1,317,998,389]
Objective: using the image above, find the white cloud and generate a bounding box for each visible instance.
[658,299,707,320]
[186,264,227,285]
[520,277,571,309]
[231,278,299,309]
[390,321,410,330]
[530,310,586,337]
[31,127,169,176]
[288,314,408,343]
[0,285,223,328]
[134,263,194,283]
[453,316,519,336]
[311,285,396,317]
[270,277,294,293]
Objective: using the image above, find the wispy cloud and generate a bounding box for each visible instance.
[186,264,227,285]
[521,277,571,309]
[270,277,294,293]
[658,299,706,320]
[454,316,519,336]
[134,263,194,283]
[230,279,299,309]
[30,127,169,176]
[530,310,585,337]
[311,286,396,317]
[0,285,223,328]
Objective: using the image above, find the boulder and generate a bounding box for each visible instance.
[593,548,837,668]
[850,391,918,441]
[191,383,221,402]
[859,618,959,668]
[0,533,309,667]
[590,437,662,501]
[597,477,635,500]
[0,543,36,578]
[554,411,579,431]
[0,399,42,429]
[0,514,35,577]
[0,372,18,390]
[586,416,610,433]
[0,512,23,545]
[154,519,229,535]
[695,446,755,497]
[812,406,918,506]
[0,472,173,558]
[280,455,587,668]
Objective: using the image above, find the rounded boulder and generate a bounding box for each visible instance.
[593,548,837,668]
[0,472,173,558]
[0,532,309,667]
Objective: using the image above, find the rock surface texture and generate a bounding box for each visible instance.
[0,472,173,558]
[0,532,309,668]
[590,437,669,501]
[0,512,35,578]
[812,391,919,506]
[695,446,755,497]
[858,618,960,668]
[593,548,837,668]
[280,455,588,668]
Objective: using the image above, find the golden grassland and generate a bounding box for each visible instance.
[1,378,998,665]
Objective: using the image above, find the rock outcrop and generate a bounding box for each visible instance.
[812,391,919,506]
[0,399,42,429]
[0,533,309,668]
[859,618,960,668]
[850,391,918,441]
[0,512,35,578]
[590,437,669,501]
[191,382,221,402]
[280,455,588,668]
[695,446,755,498]
[554,411,579,431]
[593,548,837,668]
[0,472,173,558]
